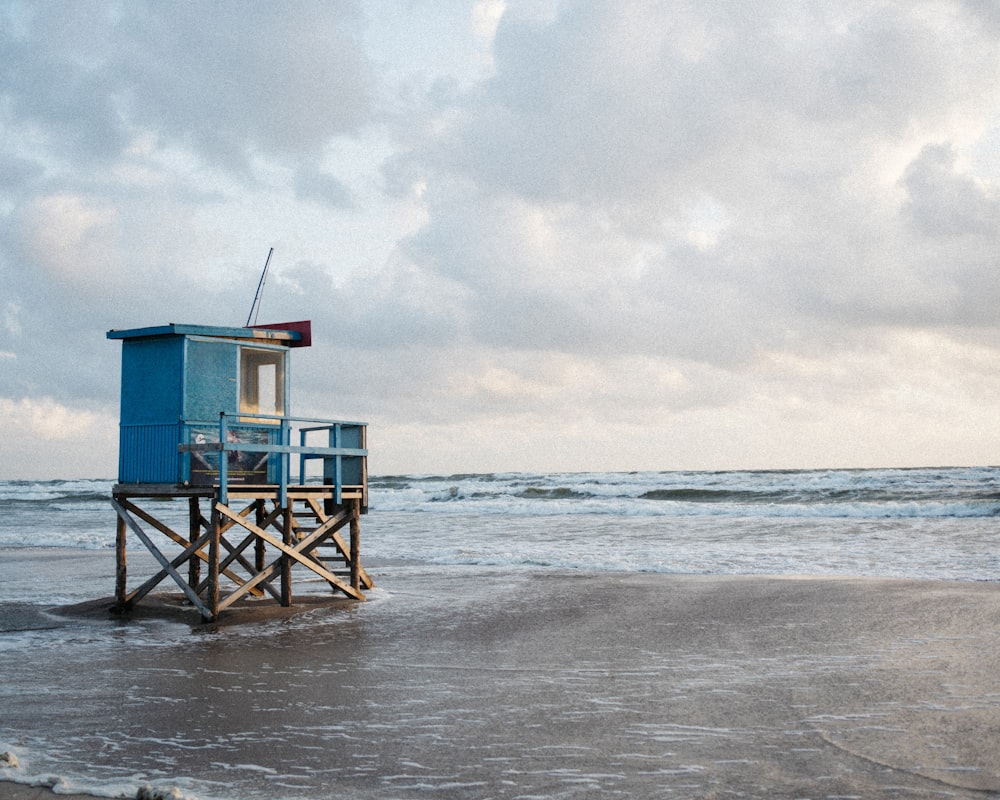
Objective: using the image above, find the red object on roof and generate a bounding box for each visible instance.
[249,320,312,347]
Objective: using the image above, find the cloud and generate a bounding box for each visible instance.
[1,0,376,174]
[0,397,103,441]
[1,0,999,475]
[294,166,354,208]
[115,2,375,167]
[10,193,120,285]
[379,1,1000,364]
[0,397,117,479]
[903,143,1000,237]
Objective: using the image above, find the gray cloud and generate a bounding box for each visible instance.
[1,0,999,476]
[379,0,1000,367]
[114,1,374,169]
[294,166,354,208]
[1,0,374,174]
[903,144,1000,238]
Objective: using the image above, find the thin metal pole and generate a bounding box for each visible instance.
[246,247,274,326]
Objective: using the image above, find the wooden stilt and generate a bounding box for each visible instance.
[115,513,127,610]
[188,497,201,590]
[281,503,293,607]
[254,499,266,572]
[208,503,221,621]
[350,499,361,593]
[110,484,368,621]
[112,498,213,619]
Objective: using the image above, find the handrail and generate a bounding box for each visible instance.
[178,412,367,505]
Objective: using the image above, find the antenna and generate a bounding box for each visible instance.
[246,247,274,327]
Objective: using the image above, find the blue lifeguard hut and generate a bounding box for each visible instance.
[106,321,372,621]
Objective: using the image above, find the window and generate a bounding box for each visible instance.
[240,347,285,421]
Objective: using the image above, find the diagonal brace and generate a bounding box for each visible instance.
[215,503,363,605]
[111,498,213,620]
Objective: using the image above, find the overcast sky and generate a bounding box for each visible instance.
[2,0,1000,479]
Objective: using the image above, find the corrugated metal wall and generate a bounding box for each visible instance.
[118,423,182,483]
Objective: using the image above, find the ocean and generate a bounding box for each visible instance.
[1,467,999,799]
[4,467,998,584]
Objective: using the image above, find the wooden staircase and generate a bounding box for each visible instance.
[288,495,375,592]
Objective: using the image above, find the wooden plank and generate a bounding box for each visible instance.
[208,527,281,602]
[121,497,261,596]
[281,504,293,607]
[122,528,214,609]
[305,497,375,589]
[188,497,201,589]
[111,498,213,620]
[216,555,284,611]
[114,484,216,498]
[115,513,127,608]
[216,500,278,595]
[350,500,360,593]
[297,498,356,591]
[215,502,363,600]
[215,506,356,611]
[208,504,220,620]
[206,499,283,602]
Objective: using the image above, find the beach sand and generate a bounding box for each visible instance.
[3,570,1000,799]
[0,787,95,800]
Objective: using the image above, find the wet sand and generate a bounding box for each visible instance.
[0,787,94,800]
[3,570,1000,798]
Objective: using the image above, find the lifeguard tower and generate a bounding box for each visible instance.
[107,321,372,621]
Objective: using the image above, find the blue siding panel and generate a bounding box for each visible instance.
[120,337,183,424]
[119,423,182,483]
[185,339,239,420]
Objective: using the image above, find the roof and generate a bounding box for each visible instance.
[106,321,312,348]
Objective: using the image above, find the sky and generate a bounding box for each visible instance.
[2,0,1000,479]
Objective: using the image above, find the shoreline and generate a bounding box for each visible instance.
[3,570,1000,799]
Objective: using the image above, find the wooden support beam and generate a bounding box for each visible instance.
[215,502,363,600]
[350,499,361,593]
[254,499,266,572]
[214,506,358,612]
[296,499,355,591]
[188,497,201,589]
[305,497,375,589]
[281,504,293,607]
[121,497,262,596]
[122,529,214,609]
[115,513,127,609]
[111,484,370,621]
[208,504,220,620]
[199,527,281,603]
[111,498,213,620]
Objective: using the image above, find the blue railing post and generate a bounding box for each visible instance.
[279,417,290,507]
[218,412,229,505]
[329,423,343,504]
[299,425,307,486]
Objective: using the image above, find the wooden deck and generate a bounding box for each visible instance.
[111,483,372,622]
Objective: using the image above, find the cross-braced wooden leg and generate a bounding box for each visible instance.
[281,503,293,607]
[188,497,201,590]
[115,513,127,610]
[350,499,361,593]
[208,503,221,621]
